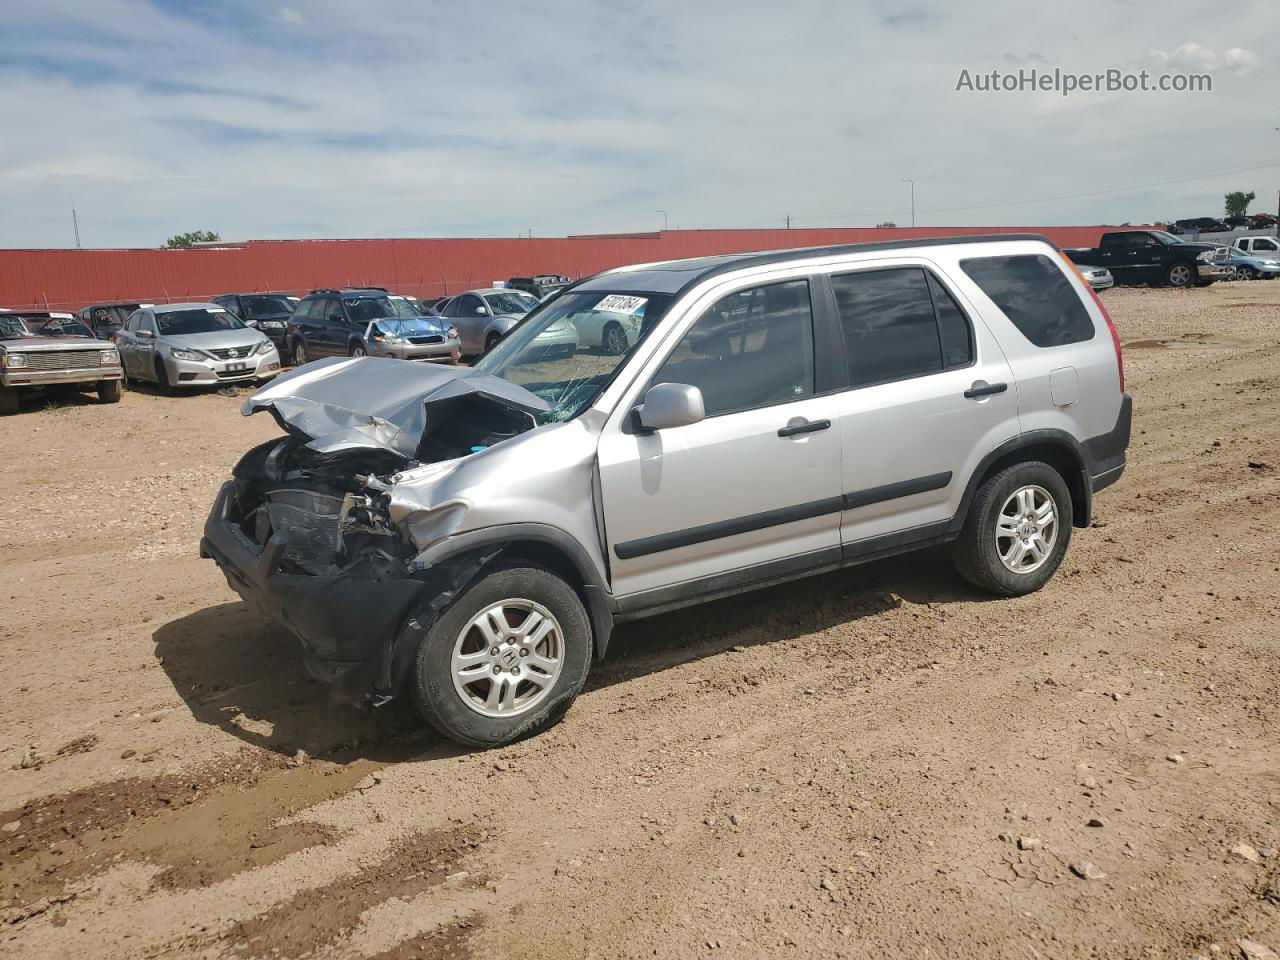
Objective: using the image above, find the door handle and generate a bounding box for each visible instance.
[777,418,831,437]
[964,382,1008,400]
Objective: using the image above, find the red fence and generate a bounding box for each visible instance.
[0,226,1134,312]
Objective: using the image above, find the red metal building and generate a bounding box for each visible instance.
[0,226,1129,312]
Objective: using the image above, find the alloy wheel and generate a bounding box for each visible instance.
[450,599,564,718]
[994,485,1058,575]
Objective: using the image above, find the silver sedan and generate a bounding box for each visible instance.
[114,302,281,392]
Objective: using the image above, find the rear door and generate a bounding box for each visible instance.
[825,263,1018,551]
[597,276,844,598]
[312,297,342,356]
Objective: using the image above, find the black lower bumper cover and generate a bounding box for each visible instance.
[200,482,485,705]
[1084,393,1132,493]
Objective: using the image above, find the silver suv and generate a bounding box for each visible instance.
[202,235,1131,747]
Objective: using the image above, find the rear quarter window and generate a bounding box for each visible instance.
[959,254,1095,348]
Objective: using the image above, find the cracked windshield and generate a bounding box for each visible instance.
[475,291,671,420]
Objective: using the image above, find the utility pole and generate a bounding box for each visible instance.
[656,210,668,231]
[72,197,82,248]
[786,214,791,229]
[902,179,915,228]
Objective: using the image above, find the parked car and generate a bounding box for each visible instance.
[508,275,572,300]
[1231,235,1280,257]
[210,293,300,350]
[1065,229,1230,287]
[1223,216,1252,229]
[419,296,450,315]
[78,301,154,339]
[1171,217,1230,235]
[1248,213,1277,228]
[1225,247,1280,280]
[201,234,1131,747]
[1074,264,1114,291]
[114,302,281,392]
[286,289,461,365]
[437,287,543,354]
[0,311,122,414]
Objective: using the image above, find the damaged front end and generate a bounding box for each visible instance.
[200,357,551,705]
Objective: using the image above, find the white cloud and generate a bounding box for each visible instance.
[276,6,303,25]
[1223,47,1260,76]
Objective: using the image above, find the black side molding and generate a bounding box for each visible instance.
[613,496,844,561]
[843,472,952,510]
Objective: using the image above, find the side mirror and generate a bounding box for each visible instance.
[136,329,155,339]
[474,306,488,315]
[635,382,705,431]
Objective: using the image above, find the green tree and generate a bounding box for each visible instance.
[1224,191,1255,218]
[164,230,221,248]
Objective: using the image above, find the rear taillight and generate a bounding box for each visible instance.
[1061,253,1125,393]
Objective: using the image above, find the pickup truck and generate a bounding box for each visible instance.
[0,311,123,414]
[1065,229,1230,288]
[1231,235,1280,257]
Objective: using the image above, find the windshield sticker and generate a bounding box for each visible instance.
[595,294,647,315]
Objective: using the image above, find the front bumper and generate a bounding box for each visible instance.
[1197,263,1230,280]
[162,348,282,387]
[1086,275,1114,291]
[368,338,462,363]
[2,364,122,388]
[200,482,438,702]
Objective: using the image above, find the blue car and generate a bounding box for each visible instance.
[1226,248,1280,280]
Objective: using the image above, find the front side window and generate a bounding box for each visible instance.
[155,309,245,336]
[653,279,814,417]
[832,268,972,388]
[960,254,1095,348]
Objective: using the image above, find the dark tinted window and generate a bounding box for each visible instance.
[653,279,814,417]
[155,309,244,335]
[831,268,943,387]
[960,254,1094,347]
[927,273,973,368]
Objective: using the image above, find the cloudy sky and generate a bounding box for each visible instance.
[2,0,1277,248]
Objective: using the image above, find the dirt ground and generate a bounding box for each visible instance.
[1,281,1278,960]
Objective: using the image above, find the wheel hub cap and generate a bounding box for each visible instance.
[451,599,563,718]
[995,484,1059,575]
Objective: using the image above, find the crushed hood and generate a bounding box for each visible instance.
[242,356,549,458]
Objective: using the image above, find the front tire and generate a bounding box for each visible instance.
[602,322,628,355]
[0,387,18,415]
[349,342,367,357]
[484,332,502,353]
[952,461,1073,597]
[153,357,174,395]
[410,566,592,748]
[97,379,123,404]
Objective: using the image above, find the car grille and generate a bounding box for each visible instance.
[264,488,345,574]
[407,335,444,344]
[215,369,254,379]
[206,345,257,360]
[1212,247,1230,264]
[13,350,100,371]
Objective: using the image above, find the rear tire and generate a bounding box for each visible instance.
[951,461,1073,597]
[602,322,628,355]
[292,338,309,367]
[97,379,123,404]
[1166,262,1195,287]
[410,566,592,748]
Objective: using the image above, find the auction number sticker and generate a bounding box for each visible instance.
[595,294,647,315]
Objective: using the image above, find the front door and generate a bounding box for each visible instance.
[824,265,1019,551]
[598,278,843,598]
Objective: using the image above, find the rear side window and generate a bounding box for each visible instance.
[830,268,973,388]
[959,254,1095,347]
[654,279,814,417]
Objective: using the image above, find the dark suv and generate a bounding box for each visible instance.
[210,293,299,350]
